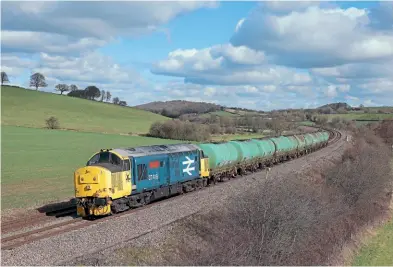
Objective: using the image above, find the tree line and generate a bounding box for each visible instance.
[136,100,223,118]
[1,71,127,106]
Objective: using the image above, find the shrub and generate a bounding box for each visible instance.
[45,116,60,129]
[153,129,392,266]
[209,124,221,135]
[378,120,393,145]
[326,133,392,222]
[148,119,211,141]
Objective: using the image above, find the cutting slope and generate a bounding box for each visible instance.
[1,85,169,134]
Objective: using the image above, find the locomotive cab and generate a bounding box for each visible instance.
[74,149,132,217]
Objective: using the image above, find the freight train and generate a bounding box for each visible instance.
[74,130,330,218]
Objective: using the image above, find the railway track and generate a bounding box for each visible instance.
[1,205,77,235]
[1,199,172,250]
[327,128,342,144]
[1,128,343,251]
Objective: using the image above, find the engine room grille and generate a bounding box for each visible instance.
[111,173,123,191]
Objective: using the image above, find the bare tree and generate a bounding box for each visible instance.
[100,90,106,102]
[1,71,9,85]
[55,84,70,95]
[106,91,112,102]
[30,72,48,91]
[113,97,120,105]
[268,119,286,135]
[70,84,78,91]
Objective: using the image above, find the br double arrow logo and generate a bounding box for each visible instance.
[182,156,195,175]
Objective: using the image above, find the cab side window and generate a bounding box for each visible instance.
[111,154,121,165]
[124,160,131,171]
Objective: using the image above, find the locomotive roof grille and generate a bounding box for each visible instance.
[111,143,200,158]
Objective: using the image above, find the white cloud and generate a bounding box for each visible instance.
[0,55,37,76]
[231,5,393,68]
[311,61,393,80]
[364,99,378,106]
[151,2,393,109]
[1,51,148,99]
[153,44,266,77]
[1,1,217,55]
[204,87,217,97]
[2,1,392,111]
[263,0,320,13]
[359,79,393,94]
[337,84,350,93]
[235,18,245,33]
[150,82,323,110]
[152,44,312,86]
[324,85,338,98]
[31,52,144,85]
[1,31,107,56]
[345,95,359,101]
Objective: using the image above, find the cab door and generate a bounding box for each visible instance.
[122,158,132,196]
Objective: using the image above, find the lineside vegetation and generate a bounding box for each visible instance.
[115,122,393,266]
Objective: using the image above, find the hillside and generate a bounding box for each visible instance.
[135,100,222,118]
[318,102,351,111]
[2,125,181,209]
[1,85,169,134]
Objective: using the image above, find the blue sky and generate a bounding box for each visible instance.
[1,1,393,110]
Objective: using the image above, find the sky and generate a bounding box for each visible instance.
[1,0,393,111]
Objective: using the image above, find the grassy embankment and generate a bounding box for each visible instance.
[1,86,177,210]
[1,85,170,134]
[352,221,393,266]
[352,158,393,266]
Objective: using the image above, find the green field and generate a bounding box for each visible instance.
[299,121,316,126]
[355,120,381,127]
[1,125,181,210]
[365,106,393,113]
[1,85,169,134]
[323,113,393,122]
[352,157,393,266]
[352,219,393,266]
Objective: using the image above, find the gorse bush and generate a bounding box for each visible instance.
[45,116,60,129]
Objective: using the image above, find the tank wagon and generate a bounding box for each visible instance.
[74,130,330,218]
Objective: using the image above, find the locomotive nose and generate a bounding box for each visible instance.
[74,166,105,197]
[78,169,100,184]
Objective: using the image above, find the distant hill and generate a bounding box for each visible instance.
[1,85,169,134]
[134,100,223,118]
[318,102,352,111]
